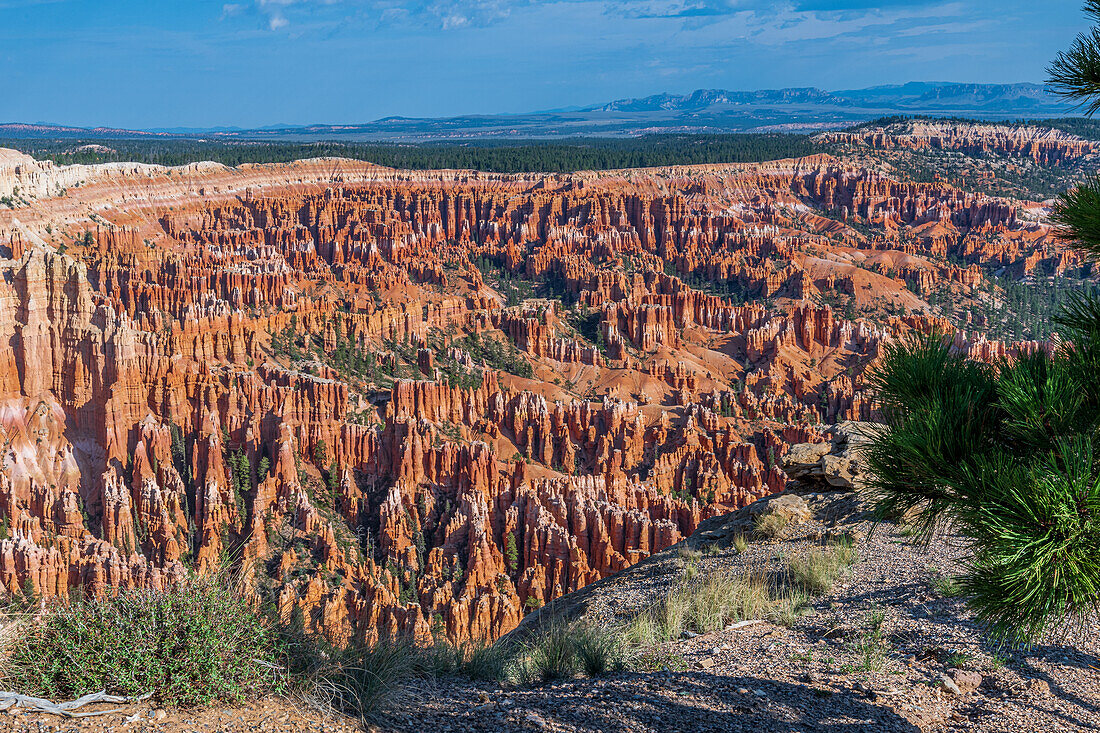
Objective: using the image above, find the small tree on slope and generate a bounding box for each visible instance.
[865,2,1100,646]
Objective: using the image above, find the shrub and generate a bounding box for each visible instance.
[864,328,1100,644]
[0,574,282,707]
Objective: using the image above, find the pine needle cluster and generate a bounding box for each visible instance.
[1051,1,1100,256]
[865,328,1100,645]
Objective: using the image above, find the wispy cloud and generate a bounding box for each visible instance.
[221,0,967,40]
[8,0,1066,128]
[223,0,521,32]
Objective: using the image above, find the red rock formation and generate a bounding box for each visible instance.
[0,148,1068,645]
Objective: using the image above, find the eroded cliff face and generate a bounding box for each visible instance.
[816,121,1098,166]
[0,151,1065,645]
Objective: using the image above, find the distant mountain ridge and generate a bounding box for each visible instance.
[0,82,1074,143]
[594,87,849,112]
[596,82,1060,114]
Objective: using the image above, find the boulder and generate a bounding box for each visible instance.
[782,442,831,478]
[748,493,814,525]
[822,454,861,489]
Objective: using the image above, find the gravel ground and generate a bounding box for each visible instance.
[392,488,1100,733]
[8,486,1099,732]
[5,698,360,733]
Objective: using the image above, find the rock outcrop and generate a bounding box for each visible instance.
[816,120,1098,166]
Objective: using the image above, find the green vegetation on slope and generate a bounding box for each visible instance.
[1,574,284,706]
[0,134,819,173]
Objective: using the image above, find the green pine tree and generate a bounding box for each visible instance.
[865,1,1100,646]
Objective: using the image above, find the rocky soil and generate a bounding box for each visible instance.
[10,427,1098,732]
[4,698,359,733]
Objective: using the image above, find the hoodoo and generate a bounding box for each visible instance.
[0,150,1071,646]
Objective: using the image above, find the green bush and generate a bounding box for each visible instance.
[1,575,283,706]
[886,0,1100,644]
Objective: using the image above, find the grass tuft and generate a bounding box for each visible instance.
[929,572,965,598]
[570,624,628,677]
[753,512,789,540]
[305,638,425,724]
[850,608,889,673]
[524,623,577,682]
[629,566,810,643]
[787,541,858,595]
[518,621,627,683]
[460,639,514,681]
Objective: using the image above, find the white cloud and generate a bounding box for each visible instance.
[223,0,523,32]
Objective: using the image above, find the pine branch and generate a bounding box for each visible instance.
[1052,175,1100,257]
[1047,27,1100,115]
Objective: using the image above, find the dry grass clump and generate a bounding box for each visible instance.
[626,567,809,646]
[675,546,703,562]
[787,539,858,595]
[753,512,789,540]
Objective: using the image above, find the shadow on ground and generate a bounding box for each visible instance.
[387,672,924,733]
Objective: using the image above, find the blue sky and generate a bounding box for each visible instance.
[0,0,1088,128]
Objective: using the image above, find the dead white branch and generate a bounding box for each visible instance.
[0,690,153,717]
